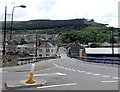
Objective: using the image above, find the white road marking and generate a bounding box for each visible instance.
[76,70,80,72]
[53,63,59,67]
[56,73,66,76]
[101,80,118,83]
[37,83,77,89]
[71,69,76,71]
[85,72,93,75]
[79,71,85,73]
[92,73,101,76]
[68,68,72,71]
[65,68,68,70]
[27,72,66,77]
[60,67,65,69]
[112,77,120,80]
[58,66,114,80]
[102,75,110,78]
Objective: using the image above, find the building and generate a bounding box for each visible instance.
[101,42,111,47]
[85,48,120,57]
[38,42,58,57]
[66,43,85,57]
[6,45,17,55]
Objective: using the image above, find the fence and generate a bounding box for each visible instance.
[73,56,120,65]
[17,57,52,65]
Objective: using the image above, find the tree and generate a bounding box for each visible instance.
[17,52,25,57]
[8,40,15,45]
[20,38,28,45]
[90,42,102,48]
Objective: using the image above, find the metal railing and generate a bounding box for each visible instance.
[72,56,120,65]
[17,57,52,65]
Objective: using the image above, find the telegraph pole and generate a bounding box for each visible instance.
[3,6,7,56]
[35,30,37,57]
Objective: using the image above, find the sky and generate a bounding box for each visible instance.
[0,0,119,27]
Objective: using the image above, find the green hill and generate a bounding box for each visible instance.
[1,18,120,44]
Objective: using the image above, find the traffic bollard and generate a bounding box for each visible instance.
[26,64,36,84]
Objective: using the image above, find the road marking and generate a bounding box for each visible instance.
[68,68,72,71]
[53,63,59,67]
[56,73,66,76]
[65,68,68,70]
[37,83,77,89]
[92,73,101,76]
[58,66,114,80]
[79,71,85,73]
[0,70,7,73]
[101,80,118,83]
[28,72,66,77]
[102,75,110,78]
[85,72,93,75]
[71,69,76,71]
[76,70,80,72]
[112,77,120,80]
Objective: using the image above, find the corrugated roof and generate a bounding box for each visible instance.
[85,48,120,54]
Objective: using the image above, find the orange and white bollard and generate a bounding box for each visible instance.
[26,64,36,84]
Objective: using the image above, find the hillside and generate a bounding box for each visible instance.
[3,19,88,30]
[1,18,120,45]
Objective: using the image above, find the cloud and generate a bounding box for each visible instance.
[0,0,119,27]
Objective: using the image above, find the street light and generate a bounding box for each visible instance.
[3,6,7,56]
[105,24,114,56]
[10,5,26,40]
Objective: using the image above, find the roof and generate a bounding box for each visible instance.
[17,45,27,48]
[101,42,111,46]
[17,44,35,48]
[67,43,85,49]
[40,42,54,48]
[85,48,120,54]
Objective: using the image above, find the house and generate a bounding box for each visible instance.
[17,44,35,55]
[6,45,17,55]
[101,42,111,47]
[16,42,58,58]
[66,43,85,57]
[38,42,58,57]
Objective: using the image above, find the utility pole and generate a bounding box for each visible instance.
[3,6,7,56]
[111,27,114,56]
[35,30,37,57]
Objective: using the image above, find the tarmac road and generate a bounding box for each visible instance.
[1,47,119,90]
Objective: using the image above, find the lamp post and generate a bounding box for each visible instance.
[3,6,7,56]
[10,5,26,40]
[111,27,114,56]
[35,30,38,57]
[105,24,114,56]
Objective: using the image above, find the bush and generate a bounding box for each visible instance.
[3,59,8,64]
[16,64,20,66]
[17,52,25,57]
[21,62,23,65]
[90,42,102,48]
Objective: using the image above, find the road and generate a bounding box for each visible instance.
[1,47,119,90]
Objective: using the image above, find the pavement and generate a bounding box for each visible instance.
[5,79,47,89]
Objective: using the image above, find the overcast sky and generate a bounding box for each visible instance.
[0,0,119,27]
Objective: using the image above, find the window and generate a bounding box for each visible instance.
[39,49,42,52]
[39,54,42,56]
[46,54,49,56]
[46,49,50,53]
